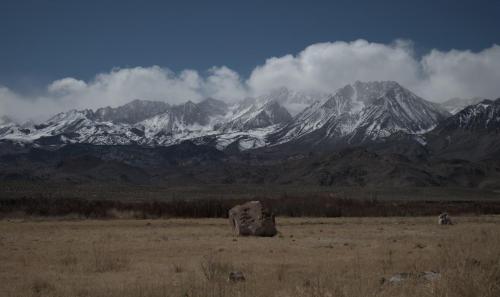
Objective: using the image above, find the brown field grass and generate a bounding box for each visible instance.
[1,216,500,297]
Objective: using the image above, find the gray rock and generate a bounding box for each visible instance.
[438,212,453,225]
[384,271,441,285]
[228,201,277,237]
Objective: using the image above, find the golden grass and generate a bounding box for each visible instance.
[1,216,499,297]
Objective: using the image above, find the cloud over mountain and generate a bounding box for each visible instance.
[247,40,500,101]
[1,40,500,122]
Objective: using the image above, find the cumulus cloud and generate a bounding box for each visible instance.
[203,66,248,101]
[247,40,421,95]
[1,39,500,123]
[247,40,500,101]
[48,78,87,95]
[417,45,500,100]
[0,66,244,122]
[0,86,64,122]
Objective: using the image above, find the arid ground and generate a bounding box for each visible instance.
[1,216,500,297]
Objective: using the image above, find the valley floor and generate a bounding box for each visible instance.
[1,216,500,297]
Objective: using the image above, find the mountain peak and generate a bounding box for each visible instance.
[93,100,170,124]
[272,81,449,145]
[438,97,500,132]
[219,96,292,131]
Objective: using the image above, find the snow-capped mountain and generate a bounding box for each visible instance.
[271,81,449,145]
[271,83,367,143]
[0,109,139,146]
[346,83,449,142]
[440,97,485,114]
[0,82,455,151]
[0,96,288,149]
[426,98,500,161]
[437,98,500,132]
[136,99,229,146]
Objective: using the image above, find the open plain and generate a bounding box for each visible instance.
[1,215,499,297]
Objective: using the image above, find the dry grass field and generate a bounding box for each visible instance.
[1,216,500,297]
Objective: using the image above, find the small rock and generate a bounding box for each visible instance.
[438,212,453,225]
[228,271,245,282]
[421,271,441,281]
[385,271,441,285]
[388,272,411,284]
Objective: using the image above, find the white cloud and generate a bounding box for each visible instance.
[203,66,248,101]
[247,40,500,101]
[2,40,500,123]
[0,86,63,122]
[247,40,421,95]
[417,45,500,100]
[48,78,87,95]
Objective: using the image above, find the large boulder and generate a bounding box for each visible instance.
[228,201,277,237]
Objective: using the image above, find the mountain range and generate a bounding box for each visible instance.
[0,81,457,151]
[1,81,500,190]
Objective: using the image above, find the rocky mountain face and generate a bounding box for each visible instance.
[92,99,171,124]
[426,98,500,161]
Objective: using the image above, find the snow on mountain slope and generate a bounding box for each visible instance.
[438,98,500,132]
[0,97,276,149]
[0,81,454,151]
[0,116,17,140]
[272,81,450,145]
[272,85,356,143]
[425,98,500,161]
[0,109,98,144]
[219,97,292,132]
[347,84,450,142]
[134,98,229,146]
[350,81,402,104]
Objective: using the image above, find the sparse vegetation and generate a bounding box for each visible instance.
[1,216,500,297]
[91,241,130,273]
[200,254,233,281]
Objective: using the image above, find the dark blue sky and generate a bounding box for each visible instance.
[1,0,499,92]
